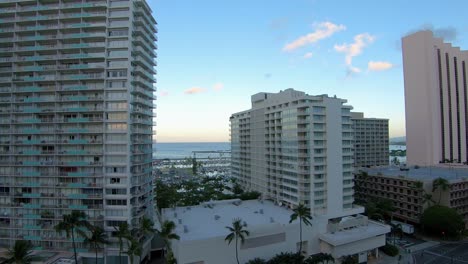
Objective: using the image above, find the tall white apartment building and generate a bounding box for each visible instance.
[230,89,358,217]
[0,0,157,262]
[403,30,468,166]
[351,112,389,167]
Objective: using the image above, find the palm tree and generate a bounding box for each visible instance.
[225,218,250,264]
[422,193,435,207]
[140,216,156,237]
[125,238,142,264]
[1,240,38,264]
[84,226,109,264]
[55,210,91,264]
[157,220,180,261]
[114,222,130,264]
[432,177,449,204]
[289,203,313,256]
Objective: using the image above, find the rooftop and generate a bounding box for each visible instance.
[319,220,390,246]
[363,165,468,181]
[161,199,294,241]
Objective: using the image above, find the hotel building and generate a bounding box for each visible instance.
[351,112,389,167]
[0,0,157,262]
[403,30,468,166]
[230,89,357,217]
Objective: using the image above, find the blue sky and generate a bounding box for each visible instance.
[149,0,468,142]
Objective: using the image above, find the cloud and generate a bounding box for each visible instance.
[368,61,394,71]
[213,82,224,91]
[303,52,313,59]
[405,24,458,42]
[159,90,169,97]
[334,33,375,66]
[283,22,346,52]
[184,87,205,95]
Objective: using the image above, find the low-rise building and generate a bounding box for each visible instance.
[162,199,389,264]
[355,166,468,226]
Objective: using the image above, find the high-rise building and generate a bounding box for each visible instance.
[0,0,157,262]
[230,89,358,217]
[403,30,468,166]
[351,112,389,167]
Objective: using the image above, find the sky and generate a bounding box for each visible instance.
[149,0,468,143]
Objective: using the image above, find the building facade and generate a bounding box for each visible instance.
[351,112,389,167]
[402,30,468,166]
[230,89,357,218]
[0,0,157,261]
[355,166,468,226]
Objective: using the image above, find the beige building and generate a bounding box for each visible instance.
[355,166,468,226]
[402,30,468,166]
[351,112,389,167]
[230,89,359,218]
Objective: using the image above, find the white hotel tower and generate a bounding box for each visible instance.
[230,89,358,217]
[0,0,157,262]
[403,30,468,166]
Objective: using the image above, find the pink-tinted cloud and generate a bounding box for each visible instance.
[184,87,205,95]
[283,22,346,52]
[303,52,313,59]
[334,33,375,66]
[213,82,224,91]
[368,61,394,71]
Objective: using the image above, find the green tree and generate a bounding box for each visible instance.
[432,178,449,204]
[140,216,156,237]
[84,226,109,264]
[305,253,334,264]
[225,218,250,264]
[420,205,464,238]
[1,240,39,264]
[55,211,91,264]
[422,193,435,207]
[289,203,313,256]
[267,252,304,264]
[158,220,180,247]
[125,239,142,264]
[245,258,267,264]
[114,222,130,264]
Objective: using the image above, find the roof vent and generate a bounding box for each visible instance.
[243,221,247,227]
[178,219,182,224]
[183,225,188,233]
[214,215,220,220]
[270,217,275,223]
[260,209,264,214]
[174,212,177,218]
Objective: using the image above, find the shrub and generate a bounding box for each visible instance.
[380,243,399,256]
[245,258,267,264]
[267,252,304,264]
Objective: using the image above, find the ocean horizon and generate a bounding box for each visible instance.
[153,142,230,159]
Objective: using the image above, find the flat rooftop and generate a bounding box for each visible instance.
[320,220,390,246]
[363,166,468,181]
[162,199,293,241]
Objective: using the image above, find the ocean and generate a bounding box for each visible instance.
[153,142,406,160]
[153,142,230,159]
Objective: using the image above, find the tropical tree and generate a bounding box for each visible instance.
[158,220,180,247]
[422,193,435,207]
[1,240,39,264]
[341,255,358,264]
[304,253,335,264]
[125,238,142,264]
[84,226,109,264]
[114,222,130,264]
[225,218,250,264]
[140,216,156,237]
[432,178,449,204]
[289,203,313,256]
[420,205,464,238]
[55,210,91,264]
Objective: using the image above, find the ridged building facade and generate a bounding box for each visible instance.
[230,89,357,217]
[0,0,157,261]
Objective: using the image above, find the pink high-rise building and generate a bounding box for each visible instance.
[403,31,468,166]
